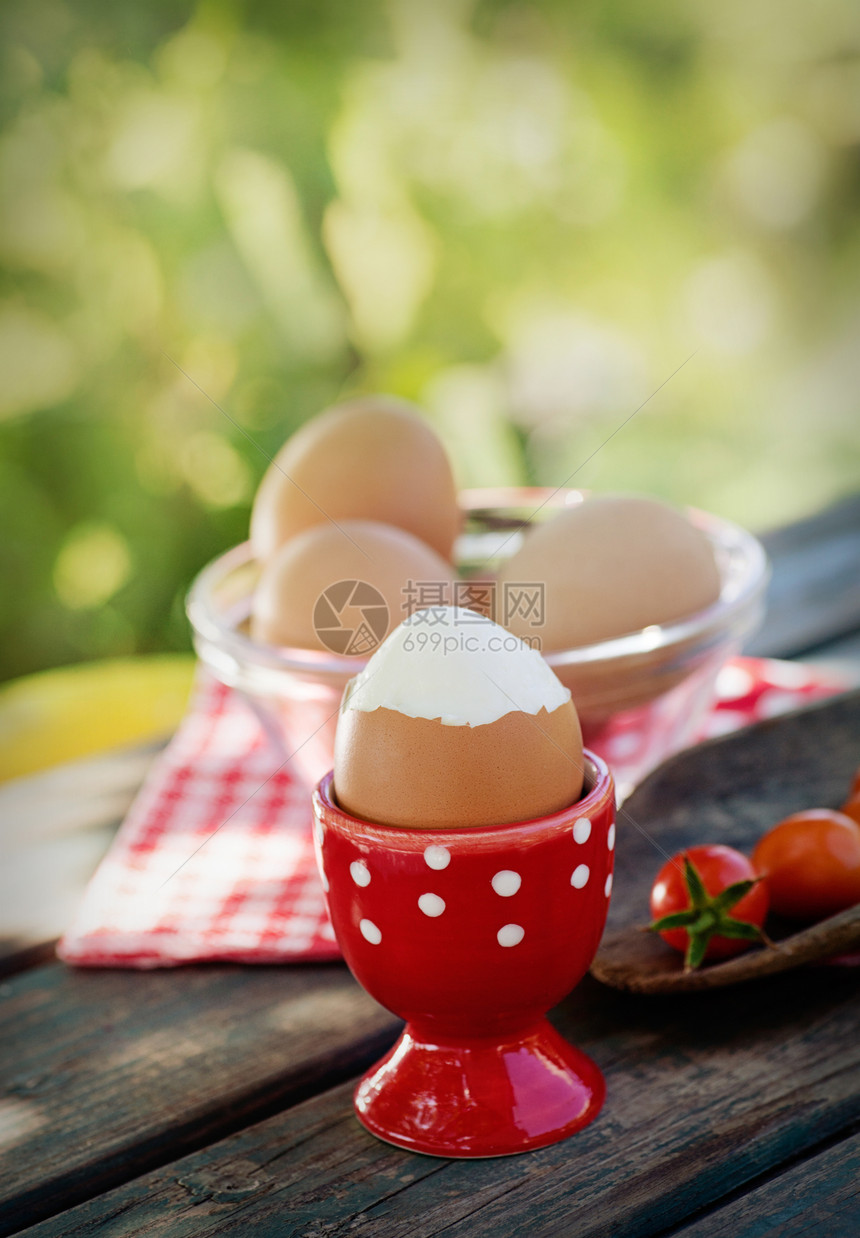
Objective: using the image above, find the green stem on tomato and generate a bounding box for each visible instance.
[649,856,771,972]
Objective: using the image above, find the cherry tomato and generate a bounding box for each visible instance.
[851,767,860,798]
[752,809,860,921]
[649,844,769,964]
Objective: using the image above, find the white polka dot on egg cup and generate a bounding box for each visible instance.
[311,752,616,1160]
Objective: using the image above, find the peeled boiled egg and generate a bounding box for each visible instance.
[334,607,584,829]
[250,395,460,563]
[496,494,721,649]
[250,520,456,654]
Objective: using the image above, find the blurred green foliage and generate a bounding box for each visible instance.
[1,0,858,682]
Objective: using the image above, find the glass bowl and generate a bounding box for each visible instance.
[186,488,768,798]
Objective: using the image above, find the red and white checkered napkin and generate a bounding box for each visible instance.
[58,675,340,968]
[57,657,846,969]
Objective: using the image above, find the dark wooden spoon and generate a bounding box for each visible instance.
[591,904,860,993]
[589,686,860,995]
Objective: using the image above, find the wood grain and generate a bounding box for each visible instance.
[667,1131,860,1237]
[0,962,400,1235]
[0,744,163,972]
[16,965,859,1238]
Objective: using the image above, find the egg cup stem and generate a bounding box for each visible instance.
[355,1019,605,1158]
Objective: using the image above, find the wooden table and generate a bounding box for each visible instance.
[2,496,859,1238]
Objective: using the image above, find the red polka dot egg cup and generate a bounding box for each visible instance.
[312,751,616,1158]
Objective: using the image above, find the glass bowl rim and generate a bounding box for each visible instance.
[186,487,769,678]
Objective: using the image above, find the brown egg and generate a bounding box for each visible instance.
[250,520,456,654]
[496,495,721,650]
[333,607,584,829]
[250,395,460,562]
[335,704,583,829]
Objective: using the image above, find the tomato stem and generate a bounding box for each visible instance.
[649,855,770,971]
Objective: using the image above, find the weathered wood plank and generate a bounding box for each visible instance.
[748,492,860,659]
[15,967,859,1238]
[667,1131,860,1238]
[0,744,163,970]
[15,692,860,1238]
[0,962,400,1235]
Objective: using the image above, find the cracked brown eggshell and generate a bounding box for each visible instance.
[334,701,583,830]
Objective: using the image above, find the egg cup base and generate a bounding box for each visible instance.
[354,1018,605,1158]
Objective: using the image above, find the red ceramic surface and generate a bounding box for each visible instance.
[312,752,615,1157]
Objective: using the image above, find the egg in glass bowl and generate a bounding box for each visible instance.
[187,480,767,800]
